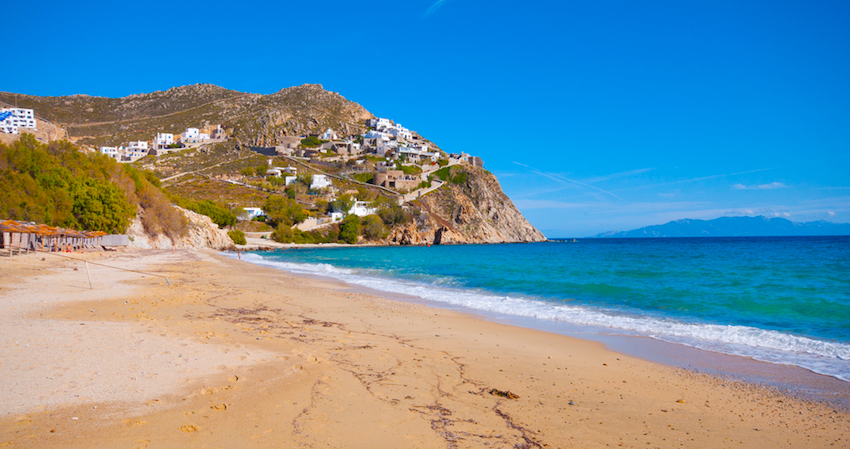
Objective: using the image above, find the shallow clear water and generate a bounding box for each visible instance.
[235,237,850,382]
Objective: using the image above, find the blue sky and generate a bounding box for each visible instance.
[4,0,849,237]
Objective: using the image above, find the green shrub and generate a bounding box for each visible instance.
[175,198,236,228]
[330,194,354,213]
[339,215,361,244]
[264,195,308,227]
[270,224,338,244]
[433,166,468,184]
[228,229,247,245]
[361,215,386,240]
[353,173,374,183]
[376,196,410,226]
[300,136,323,148]
[398,164,421,175]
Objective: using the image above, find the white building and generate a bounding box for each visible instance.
[181,128,200,143]
[0,108,37,134]
[99,146,119,159]
[285,176,297,186]
[350,201,377,217]
[128,141,148,151]
[310,174,332,190]
[365,130,391,141]
[242,207,265,220]
[319,128,338,141]
[154,133,174,148]
[199,133,210,141]
[389,126,412,141]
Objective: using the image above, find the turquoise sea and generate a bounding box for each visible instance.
[234,237,850,383]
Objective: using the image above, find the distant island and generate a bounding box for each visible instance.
[590,216,850,238]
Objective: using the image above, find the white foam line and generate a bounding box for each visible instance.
[231,252,850,382]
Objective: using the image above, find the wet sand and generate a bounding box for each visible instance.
[0,248,847,448]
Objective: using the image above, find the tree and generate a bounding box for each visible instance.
[263,195,308,227]
[338,215,361,244]
[361,215,386,240]
[330,194,354,213]
[69,178,135,233]
[376,196,410,226]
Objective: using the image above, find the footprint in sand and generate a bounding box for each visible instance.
[121,419,147,427]
[181,425,199,433]
[211,404,227,411]
[133,439,150,449]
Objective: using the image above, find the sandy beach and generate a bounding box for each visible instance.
[0,248,847,448]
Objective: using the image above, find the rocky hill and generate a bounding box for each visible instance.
[3,84,545,246]
[0,84,372,148]
[388,166,546,244]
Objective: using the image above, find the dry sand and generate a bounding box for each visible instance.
[0,248,847,448]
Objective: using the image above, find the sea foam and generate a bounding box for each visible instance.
[234,252,850,382]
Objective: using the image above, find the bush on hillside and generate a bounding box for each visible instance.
[0,135,138,233]
[338,215,361,244]
[360,215,386,240]
[263,195,308,227]
[228,229,247,245]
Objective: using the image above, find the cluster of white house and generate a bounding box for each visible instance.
[0,108,37,134]
[98,126,223,163]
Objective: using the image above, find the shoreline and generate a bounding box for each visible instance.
[227,247,850,408]
[1,248,847,447]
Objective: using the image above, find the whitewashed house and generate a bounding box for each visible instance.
[128,141,148,151]
[310,174,332,190]
[365,130,392,141]
[389,127,412,141]
[181,128,200,143]
[0,108,37,134]
[350,201,377,217]
[154,133,174,148]
[285,176,297,186]
[319,128,338,141]
[99,146,119,159]
[199,132,210,141]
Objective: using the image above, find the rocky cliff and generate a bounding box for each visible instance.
[386,166,546,245]
[128,206,234,250]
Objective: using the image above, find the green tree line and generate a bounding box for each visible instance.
[0,135,186,239]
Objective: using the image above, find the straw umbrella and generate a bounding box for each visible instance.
[0,221,22,256]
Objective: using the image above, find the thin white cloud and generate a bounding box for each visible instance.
[733,182,787,190]
[512,161,626,201]
[627,167,772,191]
[828,211,837,216]
[423,0,452,17]
[583,168,655,184]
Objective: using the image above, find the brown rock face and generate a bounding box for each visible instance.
[386,166,546,245]
[128,206,234,250]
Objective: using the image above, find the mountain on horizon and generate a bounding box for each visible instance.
[590,216,850,238]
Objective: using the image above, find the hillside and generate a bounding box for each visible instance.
[592,216,850,238]
[391,165,546,244]
[0,84,372,148]
[3,84,545,246]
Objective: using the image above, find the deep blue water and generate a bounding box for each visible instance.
[235,237,850,381]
